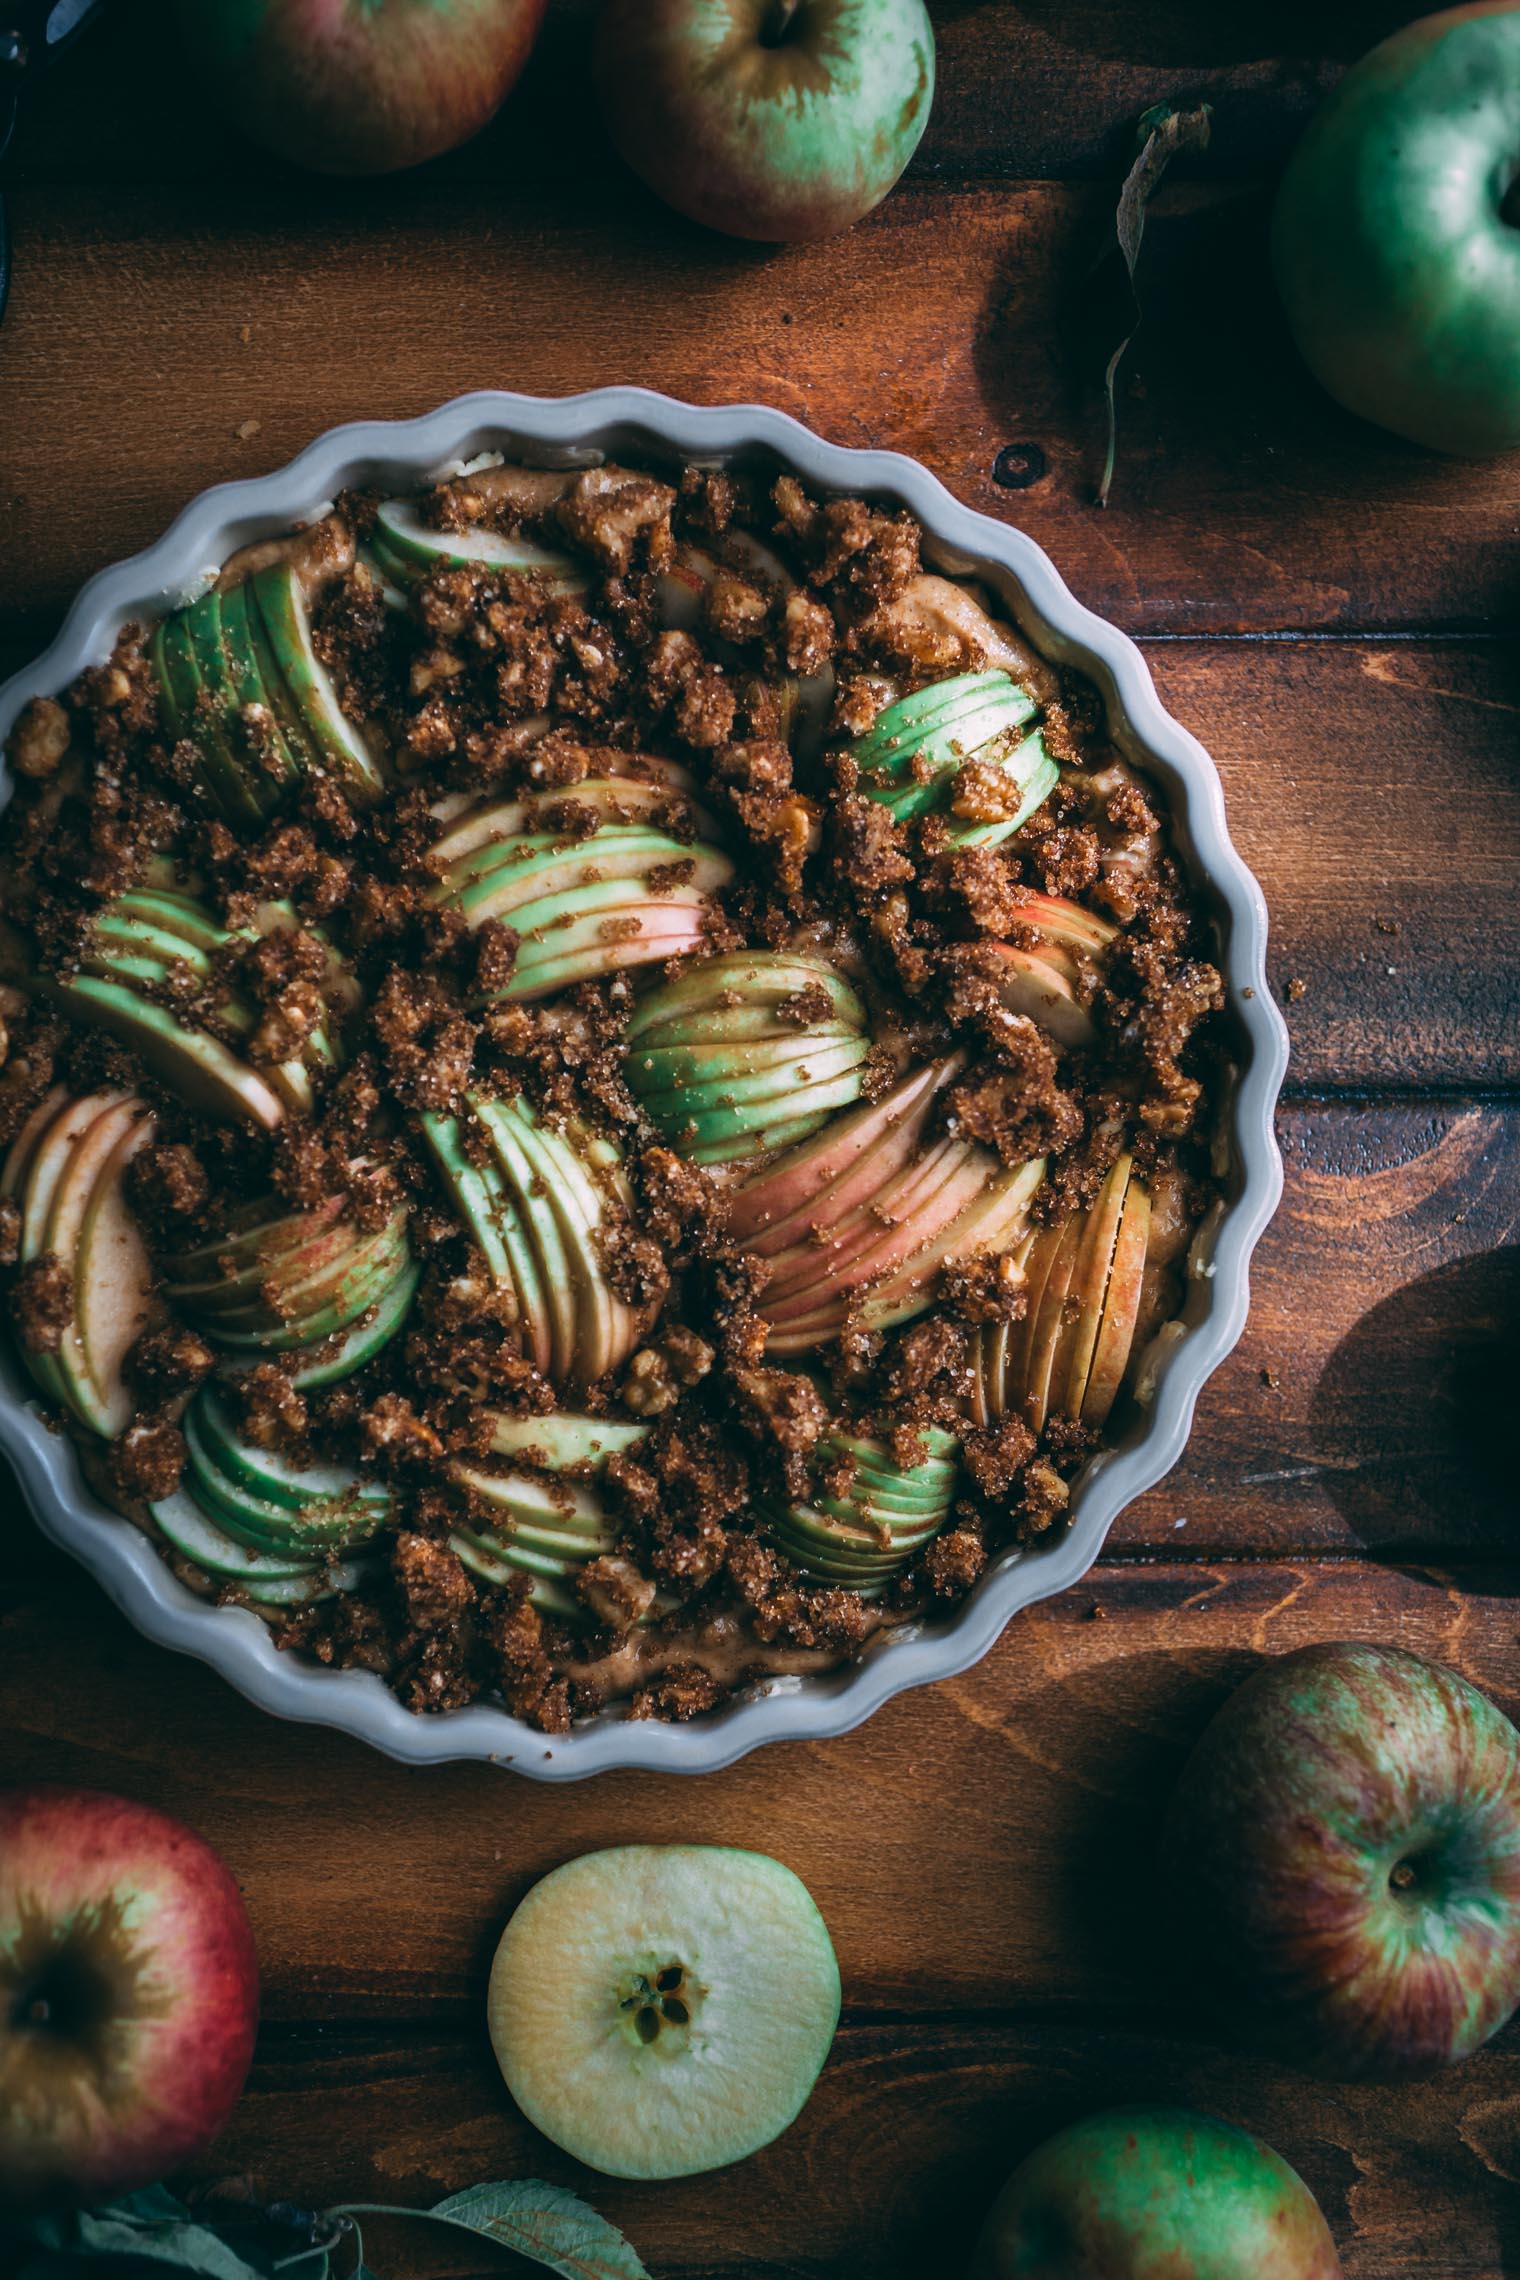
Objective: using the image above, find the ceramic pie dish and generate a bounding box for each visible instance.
[0,387,1288,1778]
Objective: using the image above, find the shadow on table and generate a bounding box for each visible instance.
[1310,1244,1520,1573]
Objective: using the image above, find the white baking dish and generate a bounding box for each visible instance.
[0,388,1289,1777]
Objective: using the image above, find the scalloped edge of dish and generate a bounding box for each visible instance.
[0,387,1289,1778]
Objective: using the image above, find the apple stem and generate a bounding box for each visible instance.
[759,0,802,47]
[1389,1860,1417,1891]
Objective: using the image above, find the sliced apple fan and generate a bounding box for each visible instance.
[972,1153,1153,1433]
[152,560,384,821]
[850,669,1058,848]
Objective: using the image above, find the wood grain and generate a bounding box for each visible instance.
[198,2015,1520,2279]
[4,180,1518,641]
[6,1547,1517,2022]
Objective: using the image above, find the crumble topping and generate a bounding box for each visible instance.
[0,457,1226,1731]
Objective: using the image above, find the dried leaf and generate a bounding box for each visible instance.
[1099,100,1212,507]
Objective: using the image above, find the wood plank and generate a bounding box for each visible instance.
[1116,1100,1520,1558]
[5,1553,1517,2023]
[6,0,1420,186]
[192,2014,1520,2279]
[1153,641,1520,1090]
[2,183,1516,641]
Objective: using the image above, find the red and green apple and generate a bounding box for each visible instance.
[0,1789,259,2204]
[971,2106,1341,2279]
[1164,1642,1520,2078]
[177,0,547,176]
[594,0,936,242]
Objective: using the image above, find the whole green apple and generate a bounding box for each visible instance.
[1164,1643,1520,2079]
[177,0,547,176]
[1272,3,1520,454]
[971,2107,1341,2280]
[593,0,935,242]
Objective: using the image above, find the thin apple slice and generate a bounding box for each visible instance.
[150,1491,321,1583]
[1081,1178,1153,1426]
[47,1099,156,1437]
[1056,1156,1133,1420]
[152,608,252,822]
[481,1101,579,1385]
[484,1412,650,1470]
[288,1259,420,1389]
[250,560,386,806]
[985,944,1096,1049]
[857,1155,1046,1341]
[1021,1218,1086,1434]
[373,500,588,591]
[214,581,303,798]
[729,1058,962,1256]
[1011,892,1119,959]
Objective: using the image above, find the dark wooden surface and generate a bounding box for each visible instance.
[4,5,1519,2274]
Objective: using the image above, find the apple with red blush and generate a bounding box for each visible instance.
[0,1789,259,2205]
[177,0,547,176]
[595,0,935,242]
[1164,1643,1520,2079]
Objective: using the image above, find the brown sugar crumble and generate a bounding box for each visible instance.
[0,455,1227,1731]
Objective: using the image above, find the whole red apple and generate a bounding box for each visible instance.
[594,0,935,242]
[971,2107,1341,2279]
[1164,1643,1520,2079]
[0,1789,259,2206]
[177,0,547,176]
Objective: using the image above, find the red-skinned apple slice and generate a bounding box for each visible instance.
[729,1059,961,1255]
[762,1136,981,1306]
[857,1156,1045,1339]
[1081,1177,1152,1426]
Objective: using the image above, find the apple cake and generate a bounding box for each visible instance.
[0,456,1225,1730]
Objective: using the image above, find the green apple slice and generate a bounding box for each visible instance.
[249,560,386,805]
[47,1100,156,1437]
[289,1259,420,1388]
[768,1423,961,1587]
[487,1845,840,2181]
[150,1490,320,1582]
[373,499,587,592]
[483,1411,649,1469]
[480,1101,578,1383]
[450,1534,581,1622]
[180,590,288,824]
[54,975,287,1129]
[214,580,302,800]
[151,608,252,821]
[851,670,1028,770]
[183,1391,386,1556]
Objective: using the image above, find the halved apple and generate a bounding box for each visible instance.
[1,1086,156,1437]
[969,1154,1155,1434]
[420,1093,648,1388]
[371,500,588,594]
[248,560,386,806]
[729,1058,1044,1357]
[851,669,1056,847]
[46,887,347,1131]
[626,952,871,1164]
[429,820,734,1002]
[763,1425,960,1591]
[164,1187,412,1358]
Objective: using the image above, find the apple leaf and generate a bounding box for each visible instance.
[1098,99,1212,507]
[423,2181,650,2280]
[59,2212,276,2280]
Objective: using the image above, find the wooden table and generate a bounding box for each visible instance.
[5,5,1519,2272]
